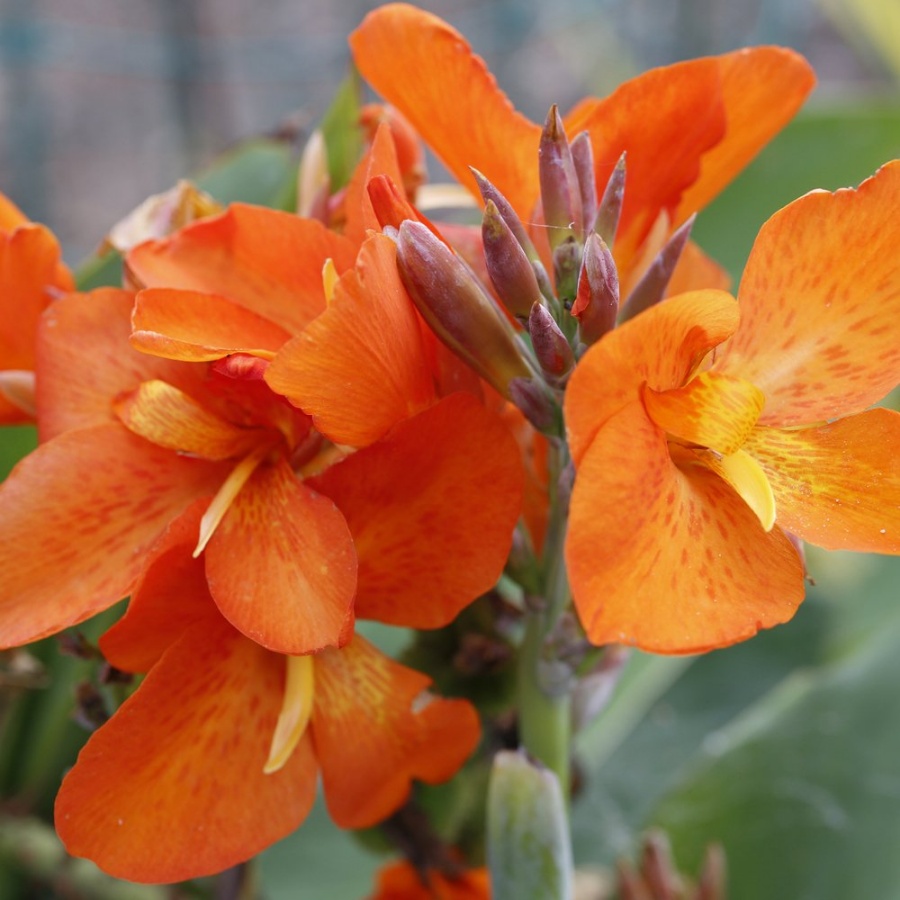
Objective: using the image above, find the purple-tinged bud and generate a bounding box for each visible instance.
[594,152,626,247]
[573,233,619,345]
[539,105,583,251]
[619,215,694,323]
[642,831,679,900]
[528,302,574,379]
[570,131,597,239]
[396,220,534,397]
[472,167,554,301]
[482,200,544,319]
[508,377,561,435]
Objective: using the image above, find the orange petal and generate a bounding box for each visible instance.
[566,401,805,653]
[344,121,406,247]
[0,192,29,231]
[350,4,541,218]
[717,161,900,425]
[0,223,74,423]
[0,423,226,649]
[642,371,765,456]
[313,635,480,829]
[205,456,356,654]
[370,862,490,900]
[265,234,436,447]
[672,47,815,224]
[309,393,523,628]
[744,408,900,553]
[125,204,357,334]
[56,620,318,883]
[99,499,221,673]
[566,48,813,280]
[36,288,209,442]
[564,290,739,466]
[666,240,731,296]
[131,288,292,361]
[115,380,269,460]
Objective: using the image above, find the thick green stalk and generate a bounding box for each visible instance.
[516,439,573,795]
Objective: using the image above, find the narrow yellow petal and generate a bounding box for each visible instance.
[264,654,315,775]
[711,446,777,531]
[193,444,271,558]
[322,258,339,305]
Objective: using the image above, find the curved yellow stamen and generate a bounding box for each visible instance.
[193,443,272,558]
[264,655,315,775]
[0,370,36,417]
[715,447,777,532]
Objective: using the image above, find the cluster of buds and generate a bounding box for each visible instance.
[385,105,695,438]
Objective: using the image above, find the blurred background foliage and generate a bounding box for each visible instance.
[1,0,900,898]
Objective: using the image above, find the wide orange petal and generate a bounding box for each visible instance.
[100,500,221,672]
[564,290,739,466]
[35,288,208,442]
[350,3,541,218]
[370,862,490,900]
[344,121,406,247]
[0,423,226,649]
[666,241,731,296]
[205,456,356,654]
[566,401,805,653]
[131,288,292,361]
[0,193,28,231]
[56,619,318,883]
[309,393,522,627]
[717,161,900,425]
[115,380,271,460]
[0,223,74,423]
[672,47,815,224]
[744,408,900,553]
[265,233,436,447]
[642,371,765,457]
[565,48,813,280]
[312,635,480,829]
[125,204,357,334]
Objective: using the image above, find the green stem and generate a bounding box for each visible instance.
[517,439,573,794]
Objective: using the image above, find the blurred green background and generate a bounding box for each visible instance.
[2,0,900,897]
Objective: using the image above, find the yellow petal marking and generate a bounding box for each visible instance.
[193,443,272,558]
[264,654,315,774]
[709,447,777,532]
[322,258,339,305]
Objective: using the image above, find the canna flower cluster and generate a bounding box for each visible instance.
[1,2,899,893]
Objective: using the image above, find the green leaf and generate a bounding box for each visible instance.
[197,138,297,210]
[319,69,364,192]
[653,615,900,900]
[487,750,573,900]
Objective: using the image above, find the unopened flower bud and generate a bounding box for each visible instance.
[619,215,694,323]
[539,105,583,251]
[697,844,727,900]
[472,167,554,300]
[573,233,619,345]
[552,237,582,305]
[396,220,534,396]
[594,153,626,247]
[367,173,437,236]
[570,131,597,238]
[483,200,544,319]
[528,302,574,379]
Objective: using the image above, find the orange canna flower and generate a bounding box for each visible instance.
[0,193,73,423]
[564,161,900,653]
[369,861,490,899]
[55,502,481,883]
[349,3,815,291]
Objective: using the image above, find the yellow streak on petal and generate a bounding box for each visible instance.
[193,443,271,558]
[264,654,315,775]
[713,447,777,532]
[322,258,338,305]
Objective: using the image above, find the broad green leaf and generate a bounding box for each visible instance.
[197,137,297,209]
[653,615,900,900]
